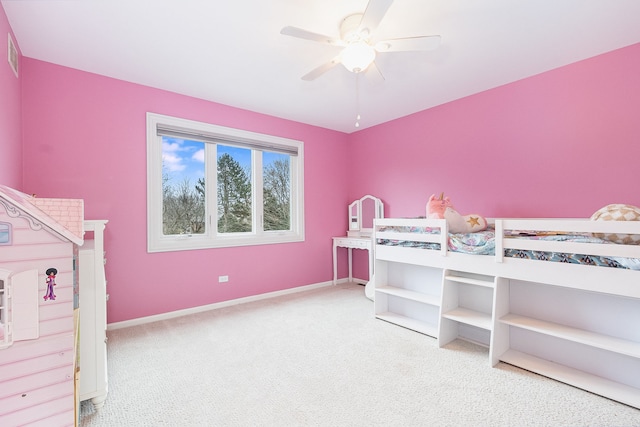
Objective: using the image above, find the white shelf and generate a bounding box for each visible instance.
[443,275,495,288]
[376,312,438,338]
[372,219,640,409]
[373,261,443,341]
[500,314,640,359]
[442,307,492,330]
[376,285,440,306]
[439,270,496,349]
[500,349,640,409]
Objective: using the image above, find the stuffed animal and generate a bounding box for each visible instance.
[427,193,488,234]
[590,204,640,245]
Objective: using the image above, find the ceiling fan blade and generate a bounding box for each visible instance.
[375,35,441,52]
[365,61,385,85]
[301,57,341,81]
[358,0,394,36]
[280,26,343,46]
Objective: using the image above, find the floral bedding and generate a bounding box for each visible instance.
[376,226,640,270]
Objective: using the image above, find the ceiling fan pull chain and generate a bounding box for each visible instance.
[355,73,361,128]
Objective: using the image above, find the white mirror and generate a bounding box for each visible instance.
[347,195,384,237]
[349,201,359,231]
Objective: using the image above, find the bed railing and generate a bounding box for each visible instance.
[374,218,448,256]
[375,217,640,265]
[495,218,640,263]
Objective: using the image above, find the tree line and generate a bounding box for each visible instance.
[162,153,290,235]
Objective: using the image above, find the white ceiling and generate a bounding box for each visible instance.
[4,0,640,133]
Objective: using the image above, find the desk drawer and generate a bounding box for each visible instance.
[334,238,370,249]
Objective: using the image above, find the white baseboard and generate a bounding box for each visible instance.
[107,280,334,330]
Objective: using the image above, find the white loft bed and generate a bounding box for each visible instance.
[372,217,640,409]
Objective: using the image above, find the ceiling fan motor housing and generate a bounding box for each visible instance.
[340,14,376,72]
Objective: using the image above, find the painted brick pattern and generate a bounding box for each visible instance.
[31,198,84,240]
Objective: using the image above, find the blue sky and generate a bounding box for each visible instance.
[162,137,252,185]
[162,137,206,186]
[161,137,284,187]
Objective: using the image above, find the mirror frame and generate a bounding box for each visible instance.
[347,195,384,237]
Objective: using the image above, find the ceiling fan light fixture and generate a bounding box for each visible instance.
[341,41,376,73]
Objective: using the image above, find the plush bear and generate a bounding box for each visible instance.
[427,193,488,234]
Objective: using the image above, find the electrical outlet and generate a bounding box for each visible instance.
[218,275,229,283]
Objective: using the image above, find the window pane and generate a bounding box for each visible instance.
[217,145,252,233]
[161,137,206,235]
[263,151,291,231]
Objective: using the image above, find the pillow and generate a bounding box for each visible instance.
[590,204,640,245]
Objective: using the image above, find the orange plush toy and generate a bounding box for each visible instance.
[427,193,488,233]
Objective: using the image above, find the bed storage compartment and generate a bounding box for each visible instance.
[496,280,640,408]
[374,262,442,337]
[439,271,498,352]
[373,216,640,408]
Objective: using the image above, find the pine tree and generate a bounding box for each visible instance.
[217,153,252,232]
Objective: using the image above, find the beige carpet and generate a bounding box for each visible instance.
[80,283,640,426]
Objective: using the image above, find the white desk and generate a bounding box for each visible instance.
[332,236,373,285]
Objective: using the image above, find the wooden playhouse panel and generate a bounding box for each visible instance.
[0,364,73,400]
[0,256,73,279]
[0,349,74,384]
[1,392,75,426]
[39,317,74,337]
[0,382,73,416]
[5,224,68,246]
[0,333,72,365]
[0,241,74,264]
[0,365,74,424]
[39,298,74,321]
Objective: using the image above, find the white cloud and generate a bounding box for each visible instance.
[192,149,204,163]
[162,138,203,176]
[162,152,186,172]
[162,139,190,172]
[162,140,182,153]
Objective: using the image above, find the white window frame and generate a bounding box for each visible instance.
[147,112,304,252]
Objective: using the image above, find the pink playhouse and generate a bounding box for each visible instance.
[0,185,84,425]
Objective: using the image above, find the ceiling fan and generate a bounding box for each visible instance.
[280,0,441,81]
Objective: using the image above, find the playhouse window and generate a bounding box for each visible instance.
[0,222,11,245]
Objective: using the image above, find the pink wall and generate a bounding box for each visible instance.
[16,34,640,321]
[349,43,640,219]
[21,59,351,323]
[347,42,640,279]
[0,7,22,189]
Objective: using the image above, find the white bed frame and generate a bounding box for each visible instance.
[373,217,640,409]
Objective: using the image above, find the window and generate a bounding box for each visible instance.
[147,113,304,252]
[0,222,11,245]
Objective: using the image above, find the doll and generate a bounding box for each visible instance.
[44,267,57,301]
